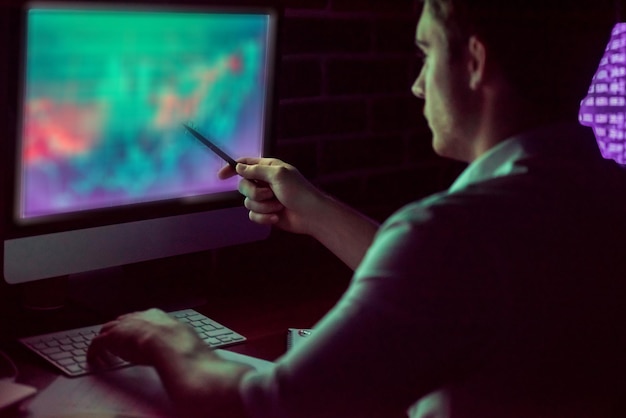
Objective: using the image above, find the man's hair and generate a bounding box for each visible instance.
[424,0,615,121]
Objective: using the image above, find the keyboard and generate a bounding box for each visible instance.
[19,309,246,377]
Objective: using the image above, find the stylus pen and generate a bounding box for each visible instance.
[182,123,238,170]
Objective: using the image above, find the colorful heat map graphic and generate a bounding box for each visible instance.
[20,8,270,220]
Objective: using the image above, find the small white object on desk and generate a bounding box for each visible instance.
[287,328,314,351]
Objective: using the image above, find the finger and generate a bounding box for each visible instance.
[88,317,125,362]
[218,157,266,180]
[236,162,275,183]
[235,156,263,165]
[97,319,120,334]
[88,335,128,371]
[248,211,280,225]
[217,164,237,180]
[87,334,112,367]
[244,197,284,214]
[238,179,274,201]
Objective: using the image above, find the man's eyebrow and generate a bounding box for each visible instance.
[415,39,429,49]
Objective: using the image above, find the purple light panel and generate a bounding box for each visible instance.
[580,23,626,164]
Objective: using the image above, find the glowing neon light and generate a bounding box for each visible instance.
[580,23,626,164]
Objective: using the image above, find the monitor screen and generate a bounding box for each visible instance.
[21,2,271,222]
[2,1,277,284]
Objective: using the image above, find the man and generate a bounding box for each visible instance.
[88,0,626,416]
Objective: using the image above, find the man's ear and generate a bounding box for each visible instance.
[468,35,486,90]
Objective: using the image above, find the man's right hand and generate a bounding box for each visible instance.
[219,157,379,270]
[217,157,327,236]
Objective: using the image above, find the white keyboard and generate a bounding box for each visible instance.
[19,309,246,377]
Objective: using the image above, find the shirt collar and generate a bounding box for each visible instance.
[449,123,600,193]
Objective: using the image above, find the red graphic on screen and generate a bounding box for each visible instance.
[23,98,104,163]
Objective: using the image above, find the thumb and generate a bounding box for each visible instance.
[236,163,269,184]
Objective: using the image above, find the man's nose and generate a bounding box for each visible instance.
[412,75,425,99]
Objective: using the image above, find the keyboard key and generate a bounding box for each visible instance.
[207,329,232,337]
[50,352,73,361]
[31,342,47,350]
[58,358,75,366]
[41,347,61,355]
[66,364,82,374]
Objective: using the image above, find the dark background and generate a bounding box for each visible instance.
[0,0,623,327]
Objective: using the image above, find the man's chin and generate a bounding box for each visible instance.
[432,138,465,162]
[431,136,446,157]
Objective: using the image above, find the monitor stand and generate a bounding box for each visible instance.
[17,253,212,318]
[19,276,68,311]
[66,264,209,318]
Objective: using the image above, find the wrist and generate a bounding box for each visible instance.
[301,190,336,239]
[157,351,253,418]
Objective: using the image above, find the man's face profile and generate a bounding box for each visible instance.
[412,3,478,162]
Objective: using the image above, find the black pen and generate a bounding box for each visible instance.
[182,123,238,170]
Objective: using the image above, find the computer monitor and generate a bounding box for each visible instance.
[1,1,278,290]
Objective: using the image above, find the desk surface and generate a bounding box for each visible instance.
[0,262,348,416]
